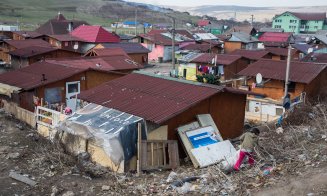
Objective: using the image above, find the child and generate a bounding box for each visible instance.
[234,128,260,171]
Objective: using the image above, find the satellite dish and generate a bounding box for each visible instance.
[256,73,263,84]
[73,44,78,50]
[307,48,313,53]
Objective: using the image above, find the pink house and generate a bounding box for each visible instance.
[138,30,195,62]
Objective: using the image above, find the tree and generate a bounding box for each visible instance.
[196,74,220,85]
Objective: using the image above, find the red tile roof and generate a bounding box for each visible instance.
[191,53,243,65]
[48,55,143,71]
[238,59,326,84]
[71,25,120,43]
[289,12,326,21]
[4,39,52,49]
[0,62,84,90]
[229,49,269,60]
[259,32,292,43]
[198,20,211,27]
[8,46,58,58]
[78,72,247,124]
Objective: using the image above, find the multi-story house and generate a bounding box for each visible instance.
[272,12,327,34]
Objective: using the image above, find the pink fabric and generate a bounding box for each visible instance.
[234,150,254,171]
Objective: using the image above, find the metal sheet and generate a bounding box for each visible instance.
[197,114,223,142]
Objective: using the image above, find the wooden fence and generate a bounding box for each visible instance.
[140,140,179,171]
[3,100,36,128]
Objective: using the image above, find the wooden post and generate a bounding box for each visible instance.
[137,122,142,175]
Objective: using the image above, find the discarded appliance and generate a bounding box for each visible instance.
[56,103,146,173]
[177,114,237,168]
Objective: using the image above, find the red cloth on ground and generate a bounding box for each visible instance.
[233,150,254,171]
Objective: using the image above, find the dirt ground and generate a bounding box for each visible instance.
[1,103,327,195]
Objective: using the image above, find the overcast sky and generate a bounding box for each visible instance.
[126,0,327,7]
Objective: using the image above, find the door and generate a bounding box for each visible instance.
[66,81,80,112]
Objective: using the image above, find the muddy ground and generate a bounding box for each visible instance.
[0,103,327,195]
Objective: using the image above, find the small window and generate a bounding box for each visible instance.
[276,108,284,116]
[314,26,318,29]
[68,83,79,93]
[285,82,296,92]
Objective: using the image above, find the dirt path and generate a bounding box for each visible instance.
[254,166,327,196]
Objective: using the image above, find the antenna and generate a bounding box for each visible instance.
[256,73,263,84]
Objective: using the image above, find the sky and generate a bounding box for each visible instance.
[126,0,327,7]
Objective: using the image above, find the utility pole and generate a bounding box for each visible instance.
[284,45,292,97]
[135,9,138,36]
[171,17,176,73]
[251,15,254,27]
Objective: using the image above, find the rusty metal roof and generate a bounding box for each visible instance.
[48,55,143,71]
[79,72,252,124]
[9,46,57,58]
[99,43,150,54]
[0,62,85,90]
[238,59,326,84]
[191,53,243,65]
[79,73,220,124]
[289,12,326,21]
[229,49,269,60]
[4,39,52,49]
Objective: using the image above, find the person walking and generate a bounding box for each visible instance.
[234,128,260,171]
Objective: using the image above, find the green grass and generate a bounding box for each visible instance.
[0,0,201,31]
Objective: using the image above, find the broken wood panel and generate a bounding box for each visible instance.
[141,140,179,171]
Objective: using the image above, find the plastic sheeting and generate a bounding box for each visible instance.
[57,103,146,166]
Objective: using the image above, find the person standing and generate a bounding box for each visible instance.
[234,128,260,171]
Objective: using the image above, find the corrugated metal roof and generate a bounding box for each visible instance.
[302,53,327,63]
[238,59,326,84]
[289,12,326,21]
[47,34,85,42]
[180,43,212,52]
[100,43,150,54]
[259,32,292,43]
[229,49,269,60]
[12,31,43,38]
[9,46,57,58]
[79,73,223,124]
[198,20,211,26]
[191,53,243,65]
[48,55,143,71]
[0,62,85,90]
[86,48,129,57]
[5,39,52,49]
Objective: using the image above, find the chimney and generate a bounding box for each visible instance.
[68,22,73,32]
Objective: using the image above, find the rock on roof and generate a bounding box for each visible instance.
[238,59,326,84]
[71,25,120,43]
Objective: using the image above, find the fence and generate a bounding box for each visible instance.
[36,106,61,128]
[140,140,179,171]
[3,100,36,128]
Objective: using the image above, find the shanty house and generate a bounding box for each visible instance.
[238,59,327,101]
[9,46,82,69]
[46,34,91,53]
[178,53,249,81]
[12,31,45,40]
[78,72,250,142]
[258,32,294,48]
[0,55,143,112]
[90,43,150,65]
[224,32,259,53]
[0,39,52,64]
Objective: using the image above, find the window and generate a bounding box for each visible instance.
[68,83,79,94]
[315,21,319,23]
[314,26,318,29]
[284,82,296,92]
[147,44,153,51]
[290,20,298,23]
[274,25,281,28]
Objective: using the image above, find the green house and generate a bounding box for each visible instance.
[272,12,326,34]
